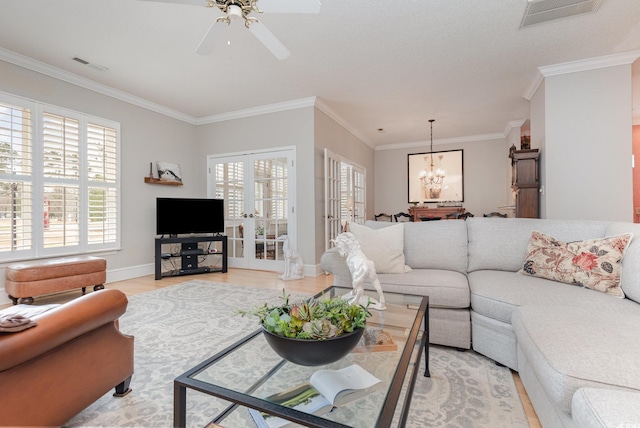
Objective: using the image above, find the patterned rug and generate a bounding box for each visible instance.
[66,280,527,427]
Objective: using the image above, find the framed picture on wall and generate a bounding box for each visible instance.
[408,149,463,203]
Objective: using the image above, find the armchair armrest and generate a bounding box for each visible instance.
[0,289,128,372]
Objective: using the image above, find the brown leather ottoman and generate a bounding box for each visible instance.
[5,256,106,305]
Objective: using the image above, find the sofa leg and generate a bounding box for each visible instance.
[18,297,34,305]
[8,295,18,305]
[94,284,105,291]
[82,287,87,295]
[113,376,132,397]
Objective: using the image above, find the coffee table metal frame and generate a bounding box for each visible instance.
[174,286,429,428]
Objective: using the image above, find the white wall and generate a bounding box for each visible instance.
[0,60,199,302]
[374,138,509,218]
[196,107,317,264]
[544,65,633,221]
[530,79,547,218]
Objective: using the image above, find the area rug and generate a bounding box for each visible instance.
[66,280,527,428]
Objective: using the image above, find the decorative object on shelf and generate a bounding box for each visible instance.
[144,161,183,186]
[156,161,182,183]
[520,135,531,150]
[239,292,370,366]
[332,232,386,310]
[279,235,304,281]
[408,135,464,204]
[145,0,321,60]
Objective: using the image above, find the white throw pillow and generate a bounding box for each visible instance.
[348,222,412,274]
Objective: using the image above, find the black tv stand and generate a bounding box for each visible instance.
[155,235,227,280]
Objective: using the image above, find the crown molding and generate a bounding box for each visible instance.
[523,71,545,101]
[376,132,506,151]
[538,50,640,78]
[313,97,375,149]
[524,50,640,101]
[196,97,316,125]
[504,119,527,136]
[0,47,196,124]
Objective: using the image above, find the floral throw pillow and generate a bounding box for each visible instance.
[518,231,633,298]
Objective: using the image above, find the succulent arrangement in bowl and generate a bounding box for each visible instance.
[239,292,371,366]
[240,292,371,340]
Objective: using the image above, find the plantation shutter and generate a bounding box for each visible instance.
[42,112,80,248]
[87,123,118,244]
[0,101,33,252]
[0,93,120,260]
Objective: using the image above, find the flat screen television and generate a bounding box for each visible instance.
[156,198,224,236]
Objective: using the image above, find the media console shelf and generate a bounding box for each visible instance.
[155,235,227,280]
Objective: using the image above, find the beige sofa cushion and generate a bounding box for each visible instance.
[518,231,632,298]
[348,222,411,274]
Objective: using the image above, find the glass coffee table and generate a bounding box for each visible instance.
[174,286,429,428]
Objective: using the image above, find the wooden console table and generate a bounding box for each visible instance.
[409,206,465,221]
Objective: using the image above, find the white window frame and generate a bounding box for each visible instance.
[0,91,121,262]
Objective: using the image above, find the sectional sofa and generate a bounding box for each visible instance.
[320,217,640,427]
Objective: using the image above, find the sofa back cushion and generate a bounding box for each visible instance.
[467,218,611,273]
[349,222,411,273]
[405,220,468,273]
[606,222,640,304]
[364,220,468,273]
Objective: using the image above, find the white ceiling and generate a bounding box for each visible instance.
[1,0,640,149]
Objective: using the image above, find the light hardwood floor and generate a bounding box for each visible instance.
[3,268,541,426]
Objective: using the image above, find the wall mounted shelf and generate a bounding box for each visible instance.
[144,177,183,186]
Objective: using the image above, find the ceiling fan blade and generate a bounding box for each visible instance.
[138,0,205,6]
[248,21,290,60]
[196,20,227,55]
[257,0,321,14]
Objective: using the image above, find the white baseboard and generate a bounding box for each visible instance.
[0,263,326,306]
[106,263,155,284]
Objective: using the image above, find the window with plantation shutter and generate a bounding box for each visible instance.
[0,100,33,254]
[0,92,120,261]
[87,123,117,245]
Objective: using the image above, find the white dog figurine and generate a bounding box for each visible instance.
[332,232,386,310]
[279,235,304,281]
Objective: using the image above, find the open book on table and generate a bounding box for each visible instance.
[249,364,382,428]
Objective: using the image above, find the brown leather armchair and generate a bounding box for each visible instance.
[0,289,134,426]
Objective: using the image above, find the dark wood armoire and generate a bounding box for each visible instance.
[511,149,540,218]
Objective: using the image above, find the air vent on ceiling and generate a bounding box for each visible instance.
[72,57,89,65]
[520,0,603,27]
[72,56,108,72]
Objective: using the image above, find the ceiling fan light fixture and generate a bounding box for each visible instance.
[227,4,243,20]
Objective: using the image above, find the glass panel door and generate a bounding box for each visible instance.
[209,149,295,271]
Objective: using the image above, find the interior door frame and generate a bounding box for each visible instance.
[207,146,296,271]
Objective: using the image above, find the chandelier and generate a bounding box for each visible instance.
[418,119,445,199]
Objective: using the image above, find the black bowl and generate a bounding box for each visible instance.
[262,326,364,366]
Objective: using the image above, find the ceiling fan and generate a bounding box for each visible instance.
[142,0,321,59]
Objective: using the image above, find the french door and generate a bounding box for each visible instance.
[324,148,366,251]
[208,148,295,271]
